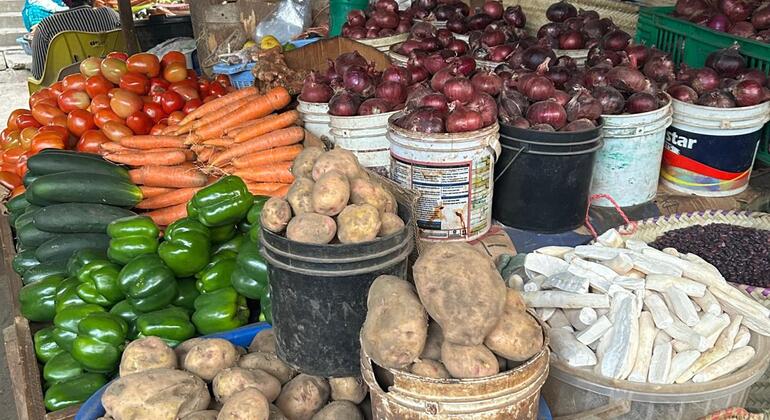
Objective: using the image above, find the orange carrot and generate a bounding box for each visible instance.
[211,126,303,166]
[100,142,129,153]
[184,95,258,133]
[233,110,299,143]
[136,187,201,210]
[162,125,179,135]
[232,144,303,169]
[119,135,186,149]
[233,161,294,183]
[145,203,188,226]
[178,86,258,126]
[271,184,291,198]
[129,165,208,188]
[224,118,262,136]
[195,147,215,163]
[244,182,290,195]
[202,138,233,147]
[105,150,188,167]
[192,87,291,141]
[140,186,175,198]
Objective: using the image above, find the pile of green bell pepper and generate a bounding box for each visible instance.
[106,215,159,265]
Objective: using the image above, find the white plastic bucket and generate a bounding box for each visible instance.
[591,95,673,207]
[387,116,501,242]
[661,99,770,197]
[355,33,409,52]
[297,100,331,142]
[554,48,589,66]
[387,44,408,67]
[330,111,398,177]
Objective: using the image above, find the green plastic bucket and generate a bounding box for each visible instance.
[330,0,368,37]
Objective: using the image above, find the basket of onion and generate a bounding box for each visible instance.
[342,0,412,51]
[405,0,469,29]
[389,22,470,79]
[673,0,770,43]
[445,1,527,40]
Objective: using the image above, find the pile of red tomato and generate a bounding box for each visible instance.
[0,50,232,197]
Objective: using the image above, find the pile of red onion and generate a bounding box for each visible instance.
[665,45,770,107]
[405,0,470,23]
[445,1,526,34]
[673,0,770,42]
[341,0,411,39]
[537,2,625,51]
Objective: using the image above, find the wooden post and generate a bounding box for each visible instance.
[117,0,139,54]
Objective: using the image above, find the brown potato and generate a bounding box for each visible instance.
[119,336,177,377]
[484,310,543,362]
[349,177,387,212]
[287,177,315,215]
[312,170,350,216]
[441,342,499,379]
[275,374,330,420]
[420,322,443,361]
[328,376,367,404]
[261,197,292,234]
[213,367,282,403]
[286,213,337,244]
[269,404,288,420]
[410,359,451,379]
[249,329,277,354]
[176,338,207,362]
[182,411,219,420]
[238,352,297,384]
[312,401,364,420]
[375,185,396,214]
[504,289,527,313]
[292,146,325,179]
[183,339,240,381]
[362,275,428,369]
[413,243,506,346]
[102,368,210,419]
[216,388,270,420]
[337,204,381,244]
[311,148,364,181]
[378,213,405,237]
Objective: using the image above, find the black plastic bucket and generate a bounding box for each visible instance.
[260,206,414,377]
[492,123,603,233]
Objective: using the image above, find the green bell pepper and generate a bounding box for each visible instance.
[34,327,64,363]
[195,254,237,294]
[76,259,125,307]
[52,304,105,352]
[19,274,65,322]
[109,299,141,339]
[66,248,107,278]
[246,196,269,243]
[118,254,178,312]
[43,352,83,386]
[174,278,200,312]
[107,215,159,265]
[55,277,86,313]
[44,373,107,412]
[188,176,254,227]
[212,234,245,256]
[210,224,238,243]
[192,287,249,335]
[72,312,128,373]
[136,307,196,347]
[231,239,269,300]
[158,217,211,277]
[260,287,273,324]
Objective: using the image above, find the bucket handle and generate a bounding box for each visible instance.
[552,399,631,420]
[493,145,527,183]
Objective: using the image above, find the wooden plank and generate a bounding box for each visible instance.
[0,214,22,319]
[4,318,46,420]
[46,406,78,420]
[117,0,139,55]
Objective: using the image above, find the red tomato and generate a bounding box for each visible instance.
[107,51,129,61]
[7,109,31,130]
[215,74,231,87]
[19,127,37,149]
[37,125,68,138]
[31,103,65,125]
[186,69,198,83]
[163,62,188,84]
[170,83,200,101]
[126,111,153,135]
[48,114,68,128]
[50,82,65,98]
[198,79,211,94]
[3,147,24,163]
[94,109,124,128]
[183,99,203,114]
[85,75,113,98]
[126,52,161,78]
[101,121,133,142]
[143,102,166,123]
[160,91,184,114]
[151,93,163,105]
[161,51,186,67]
[57,89,91,113]
[76,130,110,153]
[150,123,167,135]
[15,114,41,131]
[110,89,143,119]
[10,185,25,198]
[31,135,65,154]
[90,94,111,113]
[79,57,102,78]
[119,72,150,95]
[0,128,17,143]
[149,77,170,94]
[0,171,23,189]
[30,89,56,108]
[66,109,95,137]
[208,81,228,98]
[62,74,86,91]
[101,58,128,84]
[167,111,185,126]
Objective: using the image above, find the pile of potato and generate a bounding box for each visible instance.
[361,242,545,380]
[99,332,372,420]
[261,147,406,244]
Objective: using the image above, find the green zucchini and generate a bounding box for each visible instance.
[24,185,54,206]
[23,172,40,188]
[14,209,38,232]
[27,172,142,208]
[22,260,68,285]
[27,150,128,179]
[12,249,40,276]
[6,194,29,215]
[35,234,110,263]
[33,204,135,233]
[17,223,60,248]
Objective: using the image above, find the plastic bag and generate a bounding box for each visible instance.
[254,0,311,45]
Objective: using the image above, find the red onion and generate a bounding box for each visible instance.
[335,52,368,78]
[379,28,396,37]
[697,90,736,107]
[592,86,625,114]
[538,23,563,39]
[509,117,531,128]
[483,1,504,19]
[546,1,577,23]
[526,99,567,128]
[343,66,374,96]
[754,29,770,42]
[376,81,407,105]
[436,28,454,47]
[690,67,720,94]
[468,14,495,31]
[519,74,556,101]
[667,84,699,103]
[562,118,596,131]
[299,73,334,103]
[397,17,411,34]
[468,92,498,126]
[365,18,378,29]
[471,71,503,96]
[399,40,424,55]
[488,44,515,62]
[543,65,570,89]
[706,45,746,78]
[449,56,477,76]
[728,21,755,38]
[329,91,363,116]
[350,27,368,39]
[504,5,527,28]
[601,29,631,51]
[447,16,467,34]
[418,93,450,113]
[430,68,456,91]
[676,0,709,19]
[690,12,713,25]
[731,79,765,106]
[642,55,675,83]
[375,0,398,13]
[358,98,392,115]
[718,0,751,23]
[531,123,556,131]
[443,77,475,103]
[405,83,432,108]
[566,89,603,121]
[468,30,483,50]
[752,3,770,30]
[581,19,605,40]
[383,66,412,85]
[563,16,583,31]
[498,89,529,122]
[408,64,430,83]
[347,10,366,27]
[411,21,436,39]
[559,30,585,49]
[522,46,557,70]
[625,44,650,67]
[579,9,600,21]
[556,55,577,68]
[606,65,649,93]
[420,37,442,52]
[435,4,457,21]
[737,68,767,85]
[706,13,730,32]
[372,10,399,29]
[553,89,571,106]
[584,65,610,89]
[447,105,484,132]
[446,39,469,55]
[625,92,658,114]
[423,53,449,74]
[396,107,446,133]
[481,30,506,47]
[452,2,470,17]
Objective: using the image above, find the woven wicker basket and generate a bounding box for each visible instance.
[515,0,639,37]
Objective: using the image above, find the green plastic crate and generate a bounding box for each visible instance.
[636,6,770,165]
